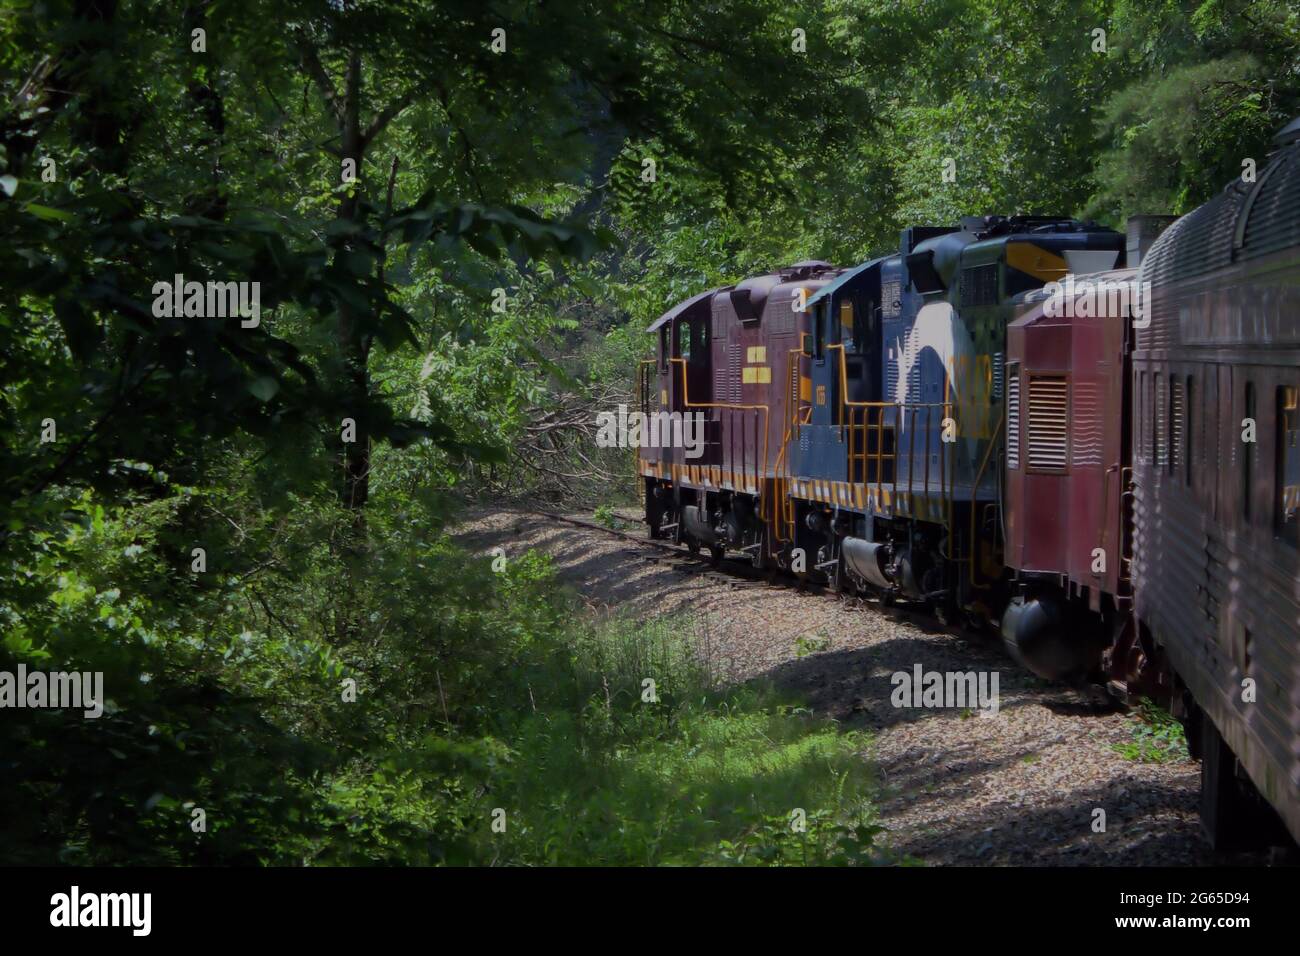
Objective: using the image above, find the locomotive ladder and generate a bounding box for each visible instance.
[827,343,923,508]
[826,344,999,588]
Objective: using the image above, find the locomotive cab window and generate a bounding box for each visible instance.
[658,327,669,373]
[1276,385,1299,547]
[834,294,872,356]
[676,317,709,366]
[853,299,878,355]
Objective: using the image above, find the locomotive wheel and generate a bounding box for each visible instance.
[709,544,725,566]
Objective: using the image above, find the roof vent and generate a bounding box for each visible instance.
[781,260,833,281]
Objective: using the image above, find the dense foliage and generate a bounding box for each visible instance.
[0,0,1295,864]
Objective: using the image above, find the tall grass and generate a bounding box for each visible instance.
[487,612,886,865]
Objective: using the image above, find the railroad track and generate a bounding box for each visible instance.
[517,510,1135,710]
[523,509,828,592]
[521,508,961,634]
[518,507,1131,708]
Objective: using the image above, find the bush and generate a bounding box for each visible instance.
[1,485,884,866]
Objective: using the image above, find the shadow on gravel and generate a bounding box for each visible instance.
[888,777,1211,865]
[877,745,1048,810]
[761,640,1092,728]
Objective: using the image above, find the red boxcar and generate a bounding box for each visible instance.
[1001,268,1136,680]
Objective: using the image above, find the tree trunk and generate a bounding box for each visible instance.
[335,52,371,518]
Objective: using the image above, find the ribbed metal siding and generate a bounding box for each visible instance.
[1138,184,1247,350]
[1132,130,1300,844]
[1006,368,1020,470]
[1071,380,1101,467]
[1170,377,1184,475]
[728,343,741,403]
[1240,149,1300,261]
[886,333,921,402]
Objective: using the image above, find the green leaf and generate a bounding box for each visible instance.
[24,202,74,222]
[248,376,280,402]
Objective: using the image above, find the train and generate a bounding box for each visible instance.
[636,115,1300,850]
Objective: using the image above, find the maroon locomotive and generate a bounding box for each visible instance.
[638,261,842,566]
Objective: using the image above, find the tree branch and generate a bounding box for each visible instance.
[362,88,418,148]
[297,37,345,129]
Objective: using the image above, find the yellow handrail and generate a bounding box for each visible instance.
[661,337,998,588]
[669,356,774,531]
[823,342,952,514]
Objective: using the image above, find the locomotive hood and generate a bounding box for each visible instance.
[907,230,977,293]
